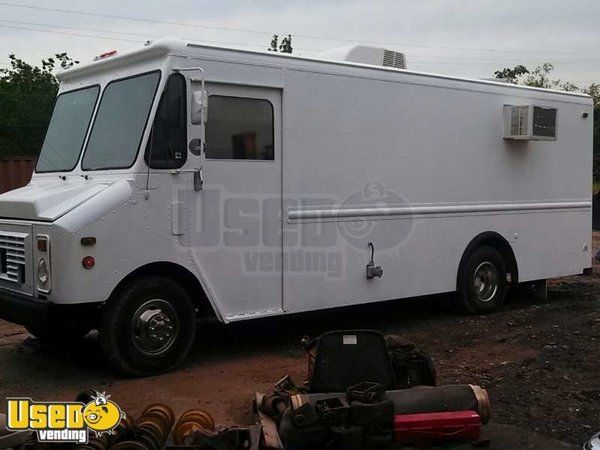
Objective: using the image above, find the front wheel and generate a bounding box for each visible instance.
[99,276,196,376]
[457,246,507,314]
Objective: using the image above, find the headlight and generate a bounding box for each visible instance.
[37,258,49,285]
[35,235,51,293]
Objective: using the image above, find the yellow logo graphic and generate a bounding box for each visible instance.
[7,392,125,444]
[82,393,124,435]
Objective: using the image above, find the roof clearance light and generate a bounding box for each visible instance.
[94,50,118,61]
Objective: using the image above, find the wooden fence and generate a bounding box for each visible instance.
[0,158,35,194]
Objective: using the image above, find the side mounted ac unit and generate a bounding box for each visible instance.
[503,105,557,141]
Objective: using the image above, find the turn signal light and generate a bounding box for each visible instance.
[82,256,95,269]
[37,239,48,252]
[81,237,96,246]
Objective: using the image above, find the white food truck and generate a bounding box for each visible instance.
[0,39,593,375]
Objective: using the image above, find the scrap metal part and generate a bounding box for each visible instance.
[304,384,491,425]
[172,408,216,445]
[112,403,175,450]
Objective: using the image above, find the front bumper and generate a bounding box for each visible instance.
[0,289,48,327]
[0,288,103,330]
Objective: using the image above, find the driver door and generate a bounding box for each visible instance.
[187,82,283,321]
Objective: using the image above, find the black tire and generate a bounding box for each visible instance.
[457,246,507,314]
[99,276,196,376]
[26,324,90,343]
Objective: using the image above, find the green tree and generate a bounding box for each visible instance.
[267,34,293,54]
[522,63,555,88]
[279,35,293,54]
[268,34,279,52]
[557,80,580,92]
[493,65,529,84]
[0,53,78,157]
[584,83,600,106]
[584,84,600,179]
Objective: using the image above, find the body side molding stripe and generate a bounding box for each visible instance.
[288,201,591,221]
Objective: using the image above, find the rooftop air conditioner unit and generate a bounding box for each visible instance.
[320,45,407,69]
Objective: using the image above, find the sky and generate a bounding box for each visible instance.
[0,0,599,87]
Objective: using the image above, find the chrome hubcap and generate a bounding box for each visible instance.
[132,299,179,355]
[473,262,498,302]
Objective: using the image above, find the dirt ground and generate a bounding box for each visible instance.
[1,233,599,449]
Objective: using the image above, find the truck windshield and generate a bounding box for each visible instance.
[82,71,160,170]
[36,86,99,173]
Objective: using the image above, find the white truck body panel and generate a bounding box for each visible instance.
[0,39,592,323]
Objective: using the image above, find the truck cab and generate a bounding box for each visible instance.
[0,39,220,375]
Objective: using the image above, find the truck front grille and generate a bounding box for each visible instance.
[0,231,27,284]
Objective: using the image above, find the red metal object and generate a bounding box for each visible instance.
[393,410,481,445]
[94,50,118,61]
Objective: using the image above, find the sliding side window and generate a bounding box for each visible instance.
[205,96,274,160]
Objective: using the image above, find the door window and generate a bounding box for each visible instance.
[205,96,274,160]
[145,73,187,169]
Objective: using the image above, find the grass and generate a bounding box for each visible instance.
[595,181,600,193]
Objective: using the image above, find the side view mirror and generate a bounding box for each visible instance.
[191,90,209,125]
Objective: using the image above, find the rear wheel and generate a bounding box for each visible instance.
[457,246,507,314]
[99,276,196,376]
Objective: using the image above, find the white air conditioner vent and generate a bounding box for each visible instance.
[319,45,407,69]
[382,50,406,69]
[503,105,557,141]
[511,106,529,137]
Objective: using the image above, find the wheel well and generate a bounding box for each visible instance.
[457,232,519,288]
[109,262,217,320]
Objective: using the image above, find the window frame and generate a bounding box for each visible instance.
[205,94,275,162]
[35,84,101,174]
[81,69,162,171]
[144,72,188,170]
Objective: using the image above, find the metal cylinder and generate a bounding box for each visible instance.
[172,409,215,445]
[305,384,490,424]
[112,403,174,450]
[386,385,490,424]
[141,404,175,431]
[136,403,175,439]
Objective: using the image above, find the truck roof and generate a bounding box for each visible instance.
[57,37,591,101]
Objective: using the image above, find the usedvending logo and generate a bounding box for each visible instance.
[6,391,125,444]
